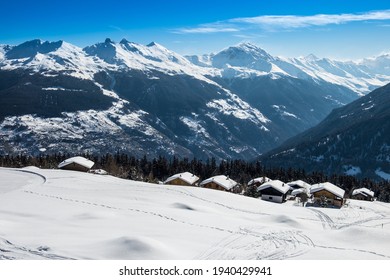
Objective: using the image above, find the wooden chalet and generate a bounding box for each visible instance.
[200,175,241,193]
[287,180,311,196]
[257,180,290,203]
[352,188,375,201]
[247,176,271,188]
[288,180,311,191]
[58,156,94,172]
[164,172,200,186]
[310,182,345,207]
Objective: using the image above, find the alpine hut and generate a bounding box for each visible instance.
[310,182,345,207]
[352,188,375,201]
[288,180,311,191]
[257,180,290,203]
[288,180,311,196]
[247,177,271,188]
[200,175,241,193]
[58,156,95,172]
[164,172,200,186]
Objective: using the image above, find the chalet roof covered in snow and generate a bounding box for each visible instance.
[164,172,199,185]
[248,176,271,186]
[200,175,238,191]
[288,180,311,189]
[352,187,375,198]
[257,180,290,194]
[58,156,95,169]
[310,182,345,198]
[291,188,307,196]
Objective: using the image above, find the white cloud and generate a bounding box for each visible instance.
[173,10,390,34]
[172,26,239,34]
[231,10,390,29]
[108,25,124,32]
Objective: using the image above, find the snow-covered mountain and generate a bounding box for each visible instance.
[188,42,368,141]
[261,82,390,180]
[188,42,390,95]
[1,39,389,159]
[0,39,272,159]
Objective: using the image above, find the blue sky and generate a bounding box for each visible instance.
[1,0,390,59]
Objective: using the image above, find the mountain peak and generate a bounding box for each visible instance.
[24,39,42,46]
[236,41,259,49]
[120,38,129,44]
[83,39,117,63]
[305,53,319,61]
[5,39,64,59]
[212,42,274,70]
[219,42,273,60]
[147,42,169,52]
[147,41,165,49]
[235,42,268,53]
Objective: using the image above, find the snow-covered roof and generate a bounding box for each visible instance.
[291,188,307,196]
[310,182,345,198]
[352,187,375,198]
[248,177,271,186]
[200,175,238,191]
[257,180,290,194]
[58,156,95,169]
[288,180,311,189]
[164,172,199,185]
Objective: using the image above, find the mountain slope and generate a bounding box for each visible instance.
[0,39,274,159]
[202,43,360,140]
[188,42,390,96]
[261,83,390,179]
[1,39,389,160]
[1,166,390,260]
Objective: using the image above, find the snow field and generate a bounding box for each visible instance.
[0,167,390,260]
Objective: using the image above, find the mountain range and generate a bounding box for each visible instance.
[1,39,389,161]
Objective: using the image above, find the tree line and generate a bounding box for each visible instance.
[1,153,389,202]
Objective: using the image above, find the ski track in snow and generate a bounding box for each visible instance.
[0,237,73,260]
[131,184,271,216]
[20,181,316,260]
[22,190,237,235]
[312,244,390,259]
[133,185,390,232]
[12,169,47,184]
[308,208,336,230]
[22,183,390,260]
[197,228,315,260]
[307,205,389,230]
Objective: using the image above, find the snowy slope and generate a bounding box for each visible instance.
[1,39,390,159]
[0,40,112,80]
[188,42,390,95]
[261,82,390,179]
[281,56,389,95]
[0,39,274,159]
[2,39,388,95]
[0,39,219,85]
[211,42,288,77]
[83,38,219,83]
[360,53,390,76]
[1,167,390,260]
[0,101,193,157]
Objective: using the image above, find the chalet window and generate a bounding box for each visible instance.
[269,197,273,200]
